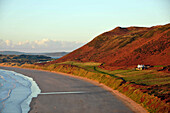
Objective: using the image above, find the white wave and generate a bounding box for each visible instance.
[0,69,41,113]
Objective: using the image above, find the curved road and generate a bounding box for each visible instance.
[0,66,134,113]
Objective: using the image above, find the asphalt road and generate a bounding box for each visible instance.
[0,66,134,113]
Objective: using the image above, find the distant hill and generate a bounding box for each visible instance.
[0,54,52,64]
[0,51,69,58]
[0,51,26,55]
[42,52,68,57]
[50,23,170,70]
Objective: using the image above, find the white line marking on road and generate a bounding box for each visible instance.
[40,91,87,95]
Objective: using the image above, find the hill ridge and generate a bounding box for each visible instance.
[49,23,170,70]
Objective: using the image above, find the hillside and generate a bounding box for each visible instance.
[0,51,26,55]
[51,23,170,70]
[0,54,52,65]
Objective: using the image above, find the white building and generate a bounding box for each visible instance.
[137,64,145,69]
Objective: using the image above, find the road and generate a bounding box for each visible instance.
[0,66,134,113]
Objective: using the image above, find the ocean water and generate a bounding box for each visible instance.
[0,69,41,113]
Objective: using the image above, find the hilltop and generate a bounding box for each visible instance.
[50,23,170,70]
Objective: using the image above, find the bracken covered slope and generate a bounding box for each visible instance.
[51,23,170,69]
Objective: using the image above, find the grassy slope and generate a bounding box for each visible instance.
[57,61,170,85]
[52,23,170,70]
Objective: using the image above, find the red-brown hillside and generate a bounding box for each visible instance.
[50,23,170,69]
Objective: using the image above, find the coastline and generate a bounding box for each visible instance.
[0,69,40,113]
[0,65,148,113]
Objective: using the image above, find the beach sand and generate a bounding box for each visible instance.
[0,66,147,113]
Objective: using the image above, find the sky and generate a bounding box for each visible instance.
[0,0,169,52]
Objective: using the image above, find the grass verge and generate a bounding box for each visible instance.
[1,62,169,113]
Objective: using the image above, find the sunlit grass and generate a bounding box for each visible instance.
[57,61,170,86]
[95,66,169,85]
[58,61,101,66]
[154,65,166,67]
[58,61,101,72]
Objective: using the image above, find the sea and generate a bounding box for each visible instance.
[0,69,41,113]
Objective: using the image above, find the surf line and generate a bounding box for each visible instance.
[39,91,87,95]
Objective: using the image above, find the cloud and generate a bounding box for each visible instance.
[0,39,86,52]
[5,40,12,46]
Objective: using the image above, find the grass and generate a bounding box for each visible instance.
[154,65,166,67]
[95,67,133,75]
[138,77,170,85]
[118,36,135,48]
[58,61,101,67]
[58,61,101,72]
[56,61,170,86]
[88,36,109,48]
[95,66,170,86]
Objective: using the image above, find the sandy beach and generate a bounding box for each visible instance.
[0,66,147,113]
